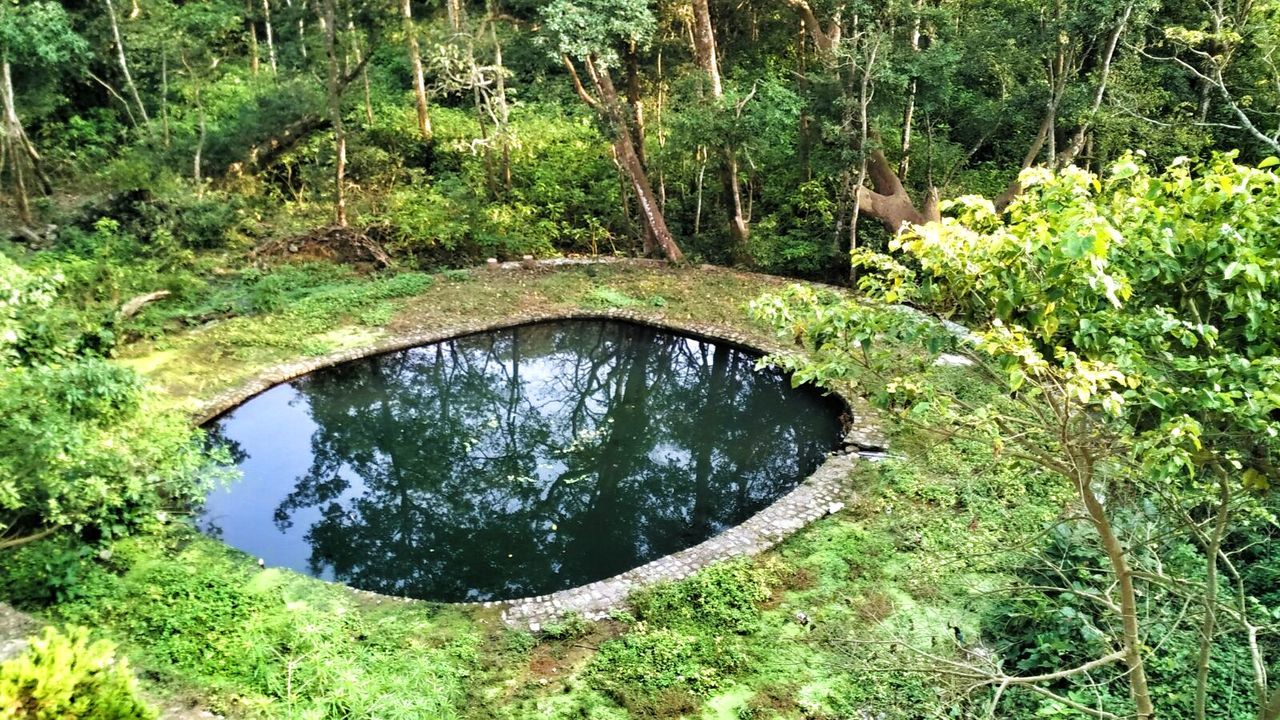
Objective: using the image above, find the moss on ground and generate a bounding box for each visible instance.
[3,262,1067,719]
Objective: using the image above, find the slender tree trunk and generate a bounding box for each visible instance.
[1056,2,1130,166]
[899,0,923,179]
[285,0,307,59]
[624,42,646,167]
[797,20,812,182]
[489,5,511,190]
[245,0,261,76]
[193,81,206,186]
[1195,476,1232,720]
[160,51,171,146]
[690,0,749,252]
[105,0,150,124]
[624,42,656,250]
[1076,455,1155,719]
[322,0,347,226]
[262,0,278,74]
[402,0,432,139]
[584,57,682,262]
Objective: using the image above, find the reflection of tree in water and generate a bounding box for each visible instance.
[198,424,249,539]
[268,321,840,601]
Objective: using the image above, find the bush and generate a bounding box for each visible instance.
[0,359,223,549]
[631,561,777,634]
[0,626,156,720]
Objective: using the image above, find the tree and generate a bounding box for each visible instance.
[321,0,347,225]
[400,0,432,139]
[689,0,749,252]
[541,0,684,261]
[0,255,221,550]
[1144,0,1280,156]
[783,0,941,238]
[0,1,84,227]
[103,0,149,125]
[752,153,1280,717]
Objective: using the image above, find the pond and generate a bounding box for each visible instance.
[200,319,844,602]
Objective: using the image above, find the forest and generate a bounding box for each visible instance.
[2,0,1280,717]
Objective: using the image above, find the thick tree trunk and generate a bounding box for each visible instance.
[321,0,347,226]
[691,0,749,251]
[104,0,150,124]
[856,146,939,232]
[445,0,465,33]
[401,0,432,139]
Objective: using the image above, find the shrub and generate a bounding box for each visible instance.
[588,627,744,699]
[0,359,223,550]
[0,626,156,720]
[631,561,778,635]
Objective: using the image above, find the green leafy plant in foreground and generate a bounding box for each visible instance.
[0,625,156,720]
[752,152,1280,718]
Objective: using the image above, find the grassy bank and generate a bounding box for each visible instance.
[1,263,1063,719]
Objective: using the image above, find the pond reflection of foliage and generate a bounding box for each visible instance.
[214,321,841,601]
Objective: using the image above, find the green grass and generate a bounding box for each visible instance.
[2,262,1070,719]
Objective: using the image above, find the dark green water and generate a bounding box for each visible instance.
[200,319,843,602]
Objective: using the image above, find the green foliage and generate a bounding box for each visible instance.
[631,561,777,635]
[0,358,221,547]
[589,627,746,699]
[581,285,665,309]
[32,533,482,719]
[539,0,656,66]
[0,625,156,720]
[751,153,1280,716]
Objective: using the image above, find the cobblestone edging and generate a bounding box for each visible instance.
[191,263,885,628]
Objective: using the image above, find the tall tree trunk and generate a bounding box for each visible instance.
[1,61,32,225]
[574,56,683,262]
[401,0,432,139]
[347,14,374,124]
[489,4,512,190]
[624,42,655,251]
[1076,454,1155,719]
[285,0,307,59]
[445,0,465,33]
[160,51,171,145]
[1194,476,1232,720]
[690,0,749,252]
[104,0,150,124]
[797,20,812,182]
[262,0,278,74]
[244,0,261,76]
[182,53,207,186]
[322,0,347,226]
[899,0,923,179]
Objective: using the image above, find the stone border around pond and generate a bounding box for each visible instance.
[192,262,885,629]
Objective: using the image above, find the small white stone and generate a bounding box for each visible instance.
[826,502,845,515]
[934,353,975,367]
[529,622,541,632]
